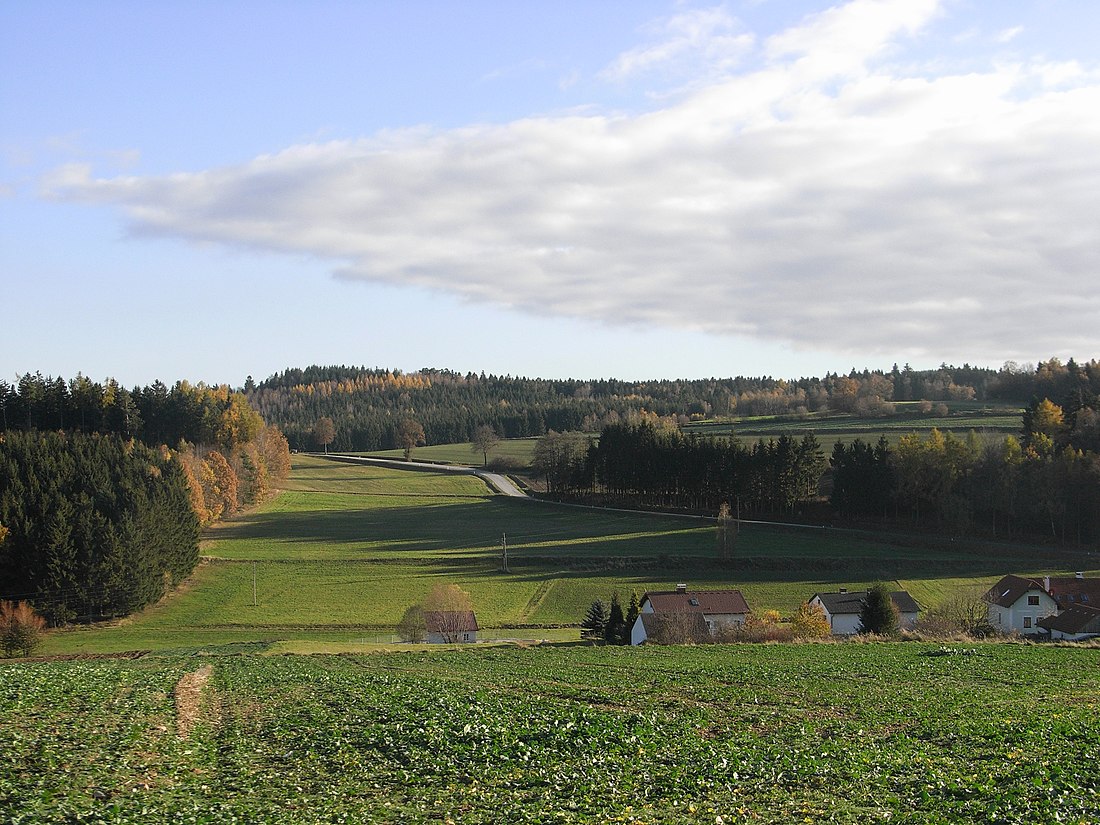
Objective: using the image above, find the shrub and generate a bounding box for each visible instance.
[1,600,47,657]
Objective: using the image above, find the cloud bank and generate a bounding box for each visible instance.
[52,0,1100,365]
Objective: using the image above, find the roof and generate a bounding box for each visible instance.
[812,590,920,615]
[1047,577,1100,608]
[1036,604,1100,635]
[643,589,750,616]
[424,610,479,633]
[984,575,1048,608]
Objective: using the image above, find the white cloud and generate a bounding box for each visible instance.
[48,0,1100,366]
[600,6,754,84]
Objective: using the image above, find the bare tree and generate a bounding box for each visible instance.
[423,583,475,643]
[471,425,500,467]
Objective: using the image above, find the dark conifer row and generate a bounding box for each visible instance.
[0,431,199,623]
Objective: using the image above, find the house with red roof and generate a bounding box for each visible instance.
[630,585,750,645]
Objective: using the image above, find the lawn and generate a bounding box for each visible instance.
[3,644,1098,823]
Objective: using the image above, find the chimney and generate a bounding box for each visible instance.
[1077,572,1085,579]
[839,588,847,594]
[676,583,687,594]
[1045,576,1051,591]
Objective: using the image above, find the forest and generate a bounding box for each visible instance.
[529,386,1100,545]
[0,374,291,622]
[242,359,1099,452]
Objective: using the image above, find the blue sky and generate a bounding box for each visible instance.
[3,0,1099,389]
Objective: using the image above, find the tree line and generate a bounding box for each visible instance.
[832,393,1100,543]
[533,381,1100,545]
[532,418,828,517]
[0,372,292,622]
[243,359,1099,452]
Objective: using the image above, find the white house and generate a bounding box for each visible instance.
[425,610,478,644]
[1037,603,1100,641]
[808,589,921,635]
[630,585,750,645]
[984,575,1059,635]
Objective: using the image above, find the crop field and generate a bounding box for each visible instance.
[3,643,1098,823]
[356,437,541,468]
[684,404,1023,447]
[38,454,1096,655]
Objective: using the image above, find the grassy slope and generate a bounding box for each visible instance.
[40,454,1095,654]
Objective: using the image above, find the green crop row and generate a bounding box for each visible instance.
[3,644,1098,823]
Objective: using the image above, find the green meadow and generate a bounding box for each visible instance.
[40,453,1093,655]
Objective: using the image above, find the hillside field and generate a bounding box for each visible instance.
[3,644,1098,823]
[37,454,1095,655]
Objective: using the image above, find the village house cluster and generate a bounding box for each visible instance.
[420,574,1100,645]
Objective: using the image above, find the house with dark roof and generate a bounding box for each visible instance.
[425,610,479,644]
[1037,603,1100,641]
[808,589,920,635]
[630,585,750,645]
[984,575,1060,635]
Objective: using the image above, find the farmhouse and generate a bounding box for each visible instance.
[425,610,478,644]
[1036,604,1100,641]
[808,589,920,635]
[983,575,1059,635]
[630,585,750,645]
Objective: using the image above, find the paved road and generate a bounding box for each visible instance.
[315,454,528,498]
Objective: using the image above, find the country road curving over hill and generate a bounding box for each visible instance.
[314,454,528,498]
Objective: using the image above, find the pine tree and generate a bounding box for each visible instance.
[580,599,607,641]
[858,583,900,636]
[624,592,640,641]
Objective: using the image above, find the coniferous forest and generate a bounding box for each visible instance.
[0,374,291,622]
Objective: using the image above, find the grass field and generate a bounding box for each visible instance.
[36,453,1097,655]
[4,644,1098,823]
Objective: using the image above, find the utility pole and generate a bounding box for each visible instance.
[252,562,258,607]
[500,532,509,573]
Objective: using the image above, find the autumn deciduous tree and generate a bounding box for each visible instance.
[312,416,336,454]
[423,583,474,643]
[396,418,426,461]
[790,602,832,639]
[1,600,48,657]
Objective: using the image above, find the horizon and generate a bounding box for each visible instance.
[4,1,1099,388]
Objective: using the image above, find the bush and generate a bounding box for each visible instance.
[1,600,47,657]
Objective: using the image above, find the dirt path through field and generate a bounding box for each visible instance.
[174,664,214,738]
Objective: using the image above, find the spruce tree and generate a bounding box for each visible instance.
[858,583,900,636]
[604,593,626,645]
[580,599,607,641]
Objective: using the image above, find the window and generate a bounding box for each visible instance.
[689,598,699,606]
[1023,617,1032,628]
[1028,595,1040,605]
[1083,595,1090,603]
